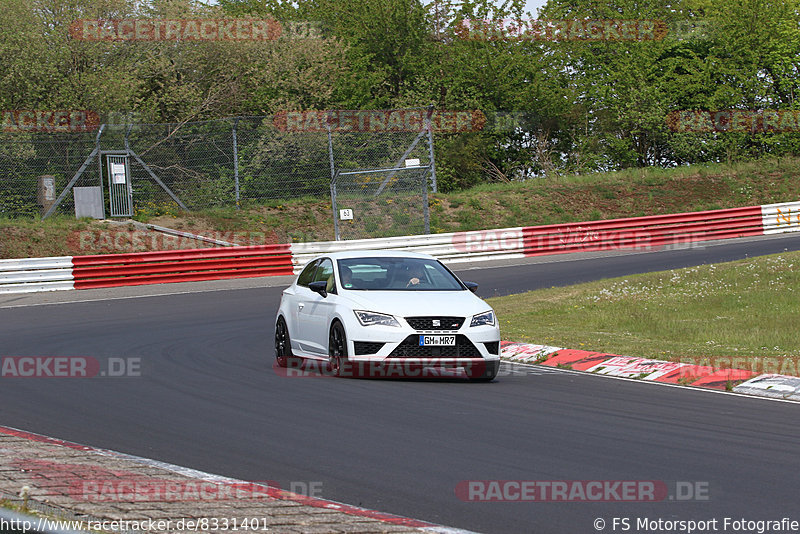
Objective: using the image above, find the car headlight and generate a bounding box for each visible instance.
[470,310,495,327]
[354,310,401,327]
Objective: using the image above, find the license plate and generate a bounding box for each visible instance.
[419,335,456,346]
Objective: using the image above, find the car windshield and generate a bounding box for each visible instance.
[337,257,464,291]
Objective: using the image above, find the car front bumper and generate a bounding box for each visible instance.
[298,357,500,379]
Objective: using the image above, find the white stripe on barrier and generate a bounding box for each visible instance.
[0,256,75,294]
[0,256,73,272]
[0,269,74,284]
[0,280,75,294]
[761,201,800,234]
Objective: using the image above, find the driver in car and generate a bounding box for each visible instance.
[340,265,353,289]
[405,263,427,287]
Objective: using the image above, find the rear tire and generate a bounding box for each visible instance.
[328,321,349,377]
[274,317,292,368]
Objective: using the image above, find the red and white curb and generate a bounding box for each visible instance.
[0,425,475,534]
[501,341,800,401]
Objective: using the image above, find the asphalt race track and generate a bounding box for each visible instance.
[2,234,800,533]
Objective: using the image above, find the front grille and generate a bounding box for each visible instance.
[483,341,499,355]
[405,316,464,331]
[354,341,385,355]
[389,335,481,358]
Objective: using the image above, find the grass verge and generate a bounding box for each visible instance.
[488,251,800,375]
[1,155,799,258]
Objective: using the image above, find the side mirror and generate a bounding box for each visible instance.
[463,281,479,293]
[308,281,328,297]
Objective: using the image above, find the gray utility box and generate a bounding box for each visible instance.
[74,186,104,219]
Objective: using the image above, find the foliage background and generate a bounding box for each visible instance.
[1,0,798,195]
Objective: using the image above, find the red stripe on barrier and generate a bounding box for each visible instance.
[71,244,294,289]
[71,243,291,266]
[73,255,293,278]
[73,266,295,289]
[524,205,763,235]
[522,206,764,257]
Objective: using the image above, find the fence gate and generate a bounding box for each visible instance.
[105,153,132,217]
[331,163,431,241]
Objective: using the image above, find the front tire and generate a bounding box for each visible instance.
[468,360,500,382]
[275,317,292,368]
[328,321,349,377]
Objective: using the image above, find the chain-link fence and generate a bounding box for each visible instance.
[0,129,101,218]
[330,123,434,240]
[0,110,437,240]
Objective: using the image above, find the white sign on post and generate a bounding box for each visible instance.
[111,162,126,184]
[405,158,421,167]
[339,209,354,220]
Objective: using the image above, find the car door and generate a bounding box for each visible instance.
[298,258,336,357]
[287,259,318,355]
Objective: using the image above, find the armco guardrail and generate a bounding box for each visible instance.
[71,244,293,289]
[0,257,74,294]
[290,203,774,271]
[762,201,800,234]
[1,201,798,294]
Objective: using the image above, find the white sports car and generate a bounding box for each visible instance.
[274,250,501,380]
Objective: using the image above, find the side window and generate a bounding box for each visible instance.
[297,260,319,287]
[314,258,335,293]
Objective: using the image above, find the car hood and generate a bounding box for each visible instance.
[339,290,492,319]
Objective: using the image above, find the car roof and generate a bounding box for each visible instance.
[307,250,435,261]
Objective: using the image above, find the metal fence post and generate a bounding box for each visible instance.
[330,177,340,241]
[423,166,430,234]
[327,122,340,240]
[425,104,437,193]
[233,117,240,209]
[97,123,106,218]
